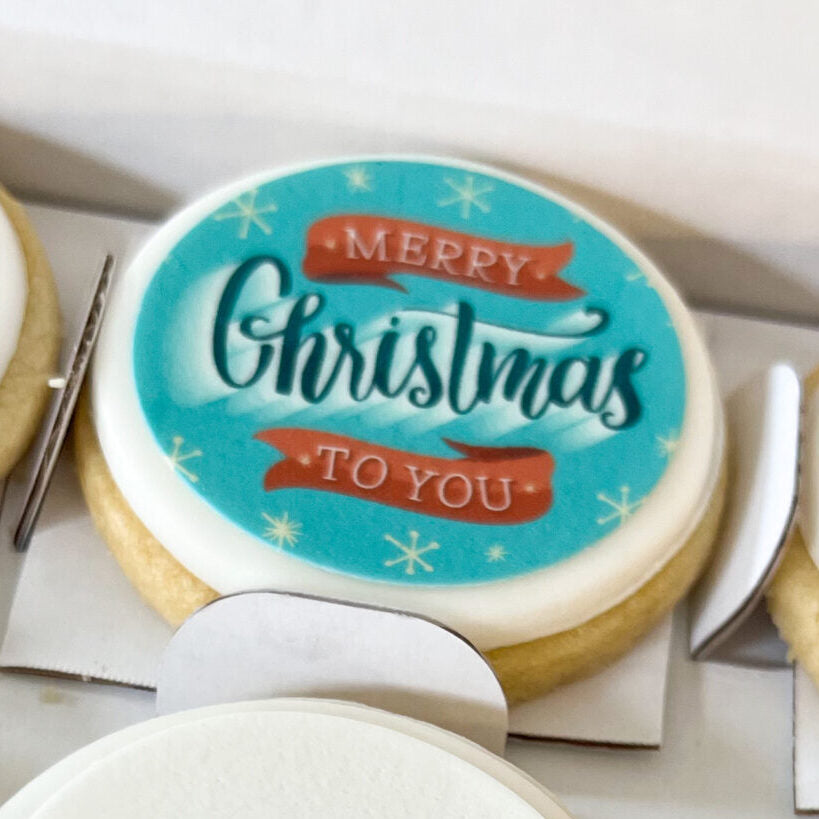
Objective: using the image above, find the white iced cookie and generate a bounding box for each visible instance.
[1,699,572,818]
[76,157,725,701]
[0,187,61,477]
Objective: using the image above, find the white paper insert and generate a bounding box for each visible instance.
[156,591,508,754]
[689,365,800,660]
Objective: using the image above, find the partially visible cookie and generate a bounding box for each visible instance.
[0,187,61,478]
[767,366,819,684]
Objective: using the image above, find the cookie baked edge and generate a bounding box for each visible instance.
[0,187,61,478]
[75,391,726,702]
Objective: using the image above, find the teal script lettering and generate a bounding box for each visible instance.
[212,256,646,430]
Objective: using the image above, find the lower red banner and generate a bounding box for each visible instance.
[255,428,553,524]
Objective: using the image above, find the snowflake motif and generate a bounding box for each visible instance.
[166,436,202,483]
[656,431,680,458]
[262,511,302,548]
[343,165,373,192]
[213,189,278,239]
[486,544,507,563]
[384,530,440,575]
[436,175,493,219]
[596,485,643,527]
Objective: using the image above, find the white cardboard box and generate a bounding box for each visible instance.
[0,11,817,813]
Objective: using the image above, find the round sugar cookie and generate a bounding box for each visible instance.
[767,366,819,686]
[1,699,573,818]
[0,187,61,478]
[77,157,725,701]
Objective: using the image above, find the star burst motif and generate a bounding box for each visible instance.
[437,174,493,219]
[486,544,507,563]
[343,165,373,192]
[166,436,202,483]
[384,530,440,575]
[596,485,644,527]
[262,511,302,548]
[656,431,680,458]
[213,189,278,239]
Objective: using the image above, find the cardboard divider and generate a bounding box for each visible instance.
[508,615,672,748]
[12,254,115,552]
[690,365,800,662]
[156,591,508,754]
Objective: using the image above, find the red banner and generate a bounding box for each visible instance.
[255,428,553,524]
[302,215,581,301]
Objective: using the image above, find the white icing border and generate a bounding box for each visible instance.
[0,197,28,384]
[2,699,571,819]
[91,156,723,650]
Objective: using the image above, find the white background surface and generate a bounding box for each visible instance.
[0,3,817,815]
[4,0,815,157]
[1,2,818,321]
